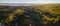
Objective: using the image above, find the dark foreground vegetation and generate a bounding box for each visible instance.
[0,4,60,26]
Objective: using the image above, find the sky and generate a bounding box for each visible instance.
[0,0,60,6]
[0,0,60,3]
